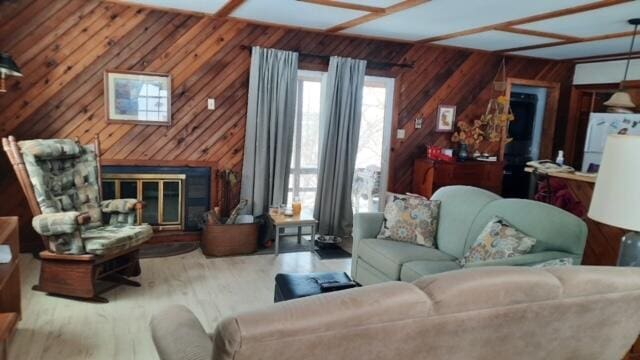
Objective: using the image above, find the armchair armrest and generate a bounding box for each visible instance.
[32,211,83,236]
[101,199,141,214]
[463,251,580,268]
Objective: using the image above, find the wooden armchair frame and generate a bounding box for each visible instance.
[2,135,146,303]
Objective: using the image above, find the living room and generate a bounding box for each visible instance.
[1,0,640,359]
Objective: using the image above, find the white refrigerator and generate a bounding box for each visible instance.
[582,113,640,172]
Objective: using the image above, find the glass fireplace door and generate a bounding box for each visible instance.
[102,174,185,231]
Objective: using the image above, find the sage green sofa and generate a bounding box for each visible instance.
[352,186,588,285]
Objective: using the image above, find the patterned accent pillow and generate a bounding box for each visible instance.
[460,217,536,266]
[377,194,440,248]
[532,257,574,268]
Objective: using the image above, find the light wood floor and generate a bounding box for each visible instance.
[11,250,351,360]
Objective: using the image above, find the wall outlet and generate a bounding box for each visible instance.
[397,129,405,139]
[415,117,423,129]
[207,98,216,110]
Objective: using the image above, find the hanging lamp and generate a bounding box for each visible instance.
[0,53,22,93]
[604,18,640,113]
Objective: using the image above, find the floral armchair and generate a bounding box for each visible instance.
[18,139,153,255]
[2,136,153,302]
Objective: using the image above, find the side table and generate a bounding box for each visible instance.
[268,213,318,255]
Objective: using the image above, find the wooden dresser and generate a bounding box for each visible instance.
[0,217,20,360]
[412,158,504,198]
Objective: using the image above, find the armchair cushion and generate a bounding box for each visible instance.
[19,139,83,160]
[101,199,138,213]
[32,212,81,236]
[83,224,153,256]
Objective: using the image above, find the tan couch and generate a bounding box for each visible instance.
[151,266,640,360]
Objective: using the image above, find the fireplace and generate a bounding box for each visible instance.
[101,166,212,231]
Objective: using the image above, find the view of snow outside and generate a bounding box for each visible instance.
[288,80,387,214]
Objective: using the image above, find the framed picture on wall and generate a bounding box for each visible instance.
[436,105,456,132]
[104,70,171,126]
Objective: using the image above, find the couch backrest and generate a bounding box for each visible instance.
[431,186,501,258]
[19,139,103,229]
[211,266,640,360]
[465,198,588,257]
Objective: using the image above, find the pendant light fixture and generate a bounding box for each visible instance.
[0,53,22,93]
[604,18,640,113]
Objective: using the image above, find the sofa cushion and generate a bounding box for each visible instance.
[400,260,461,282]
[412,266,563,315]
[83,224,153,256]
[431,186,502,258]
[358,238,456,280]
[378,194,439,248]
[461,217,536,266]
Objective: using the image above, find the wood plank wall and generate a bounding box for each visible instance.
[0,0,575,252]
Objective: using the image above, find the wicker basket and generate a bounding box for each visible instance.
[201,222,259,257]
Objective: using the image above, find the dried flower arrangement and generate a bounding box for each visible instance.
[451,59,515,150]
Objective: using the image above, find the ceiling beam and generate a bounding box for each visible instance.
[420,0,632,43]
[571,50,640,62]
[326,0,429,33]
[297,0,386,13]
[499,30,635,54]
[215,0,246,18]
[495,26,581,42]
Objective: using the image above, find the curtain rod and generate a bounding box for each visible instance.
[239,45,414,69]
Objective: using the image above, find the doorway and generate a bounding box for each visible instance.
[288,70,395,214]
[502,79,560,198]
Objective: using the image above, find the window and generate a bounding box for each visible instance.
[288,71,323,211]
[288,70,395,215]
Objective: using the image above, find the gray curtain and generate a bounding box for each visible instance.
[240,47,298,217]
[314,56,367,236]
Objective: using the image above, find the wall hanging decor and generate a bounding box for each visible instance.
[451,59,515,152]
[435,105,456,132]
[0,53,22,93]
[104,70,171,125]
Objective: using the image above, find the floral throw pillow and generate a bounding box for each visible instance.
[460,217,536,266]
[377,194,440,248]
[532,257,574,268]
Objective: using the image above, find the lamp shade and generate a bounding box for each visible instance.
[604,91,636,109]
[0,53,22,77]
[588,135,640,231]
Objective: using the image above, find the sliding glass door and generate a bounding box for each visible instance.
[352,76,394,213]
[288,70,323,211]
[287,70,395,214]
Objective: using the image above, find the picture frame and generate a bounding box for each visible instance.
[104,70,171,126]
[436,105,456,132]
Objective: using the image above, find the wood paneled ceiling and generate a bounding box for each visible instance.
[109,0,640,61]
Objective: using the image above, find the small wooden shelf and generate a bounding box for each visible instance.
[0,217,21,360]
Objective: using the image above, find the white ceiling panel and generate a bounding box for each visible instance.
[342,0,595,41]
[338,0,403,7]
[232,0,367,30]
[511,36,640,60]
[517,2,640,38]
[435,30,557,52]
[122,0,228,14]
